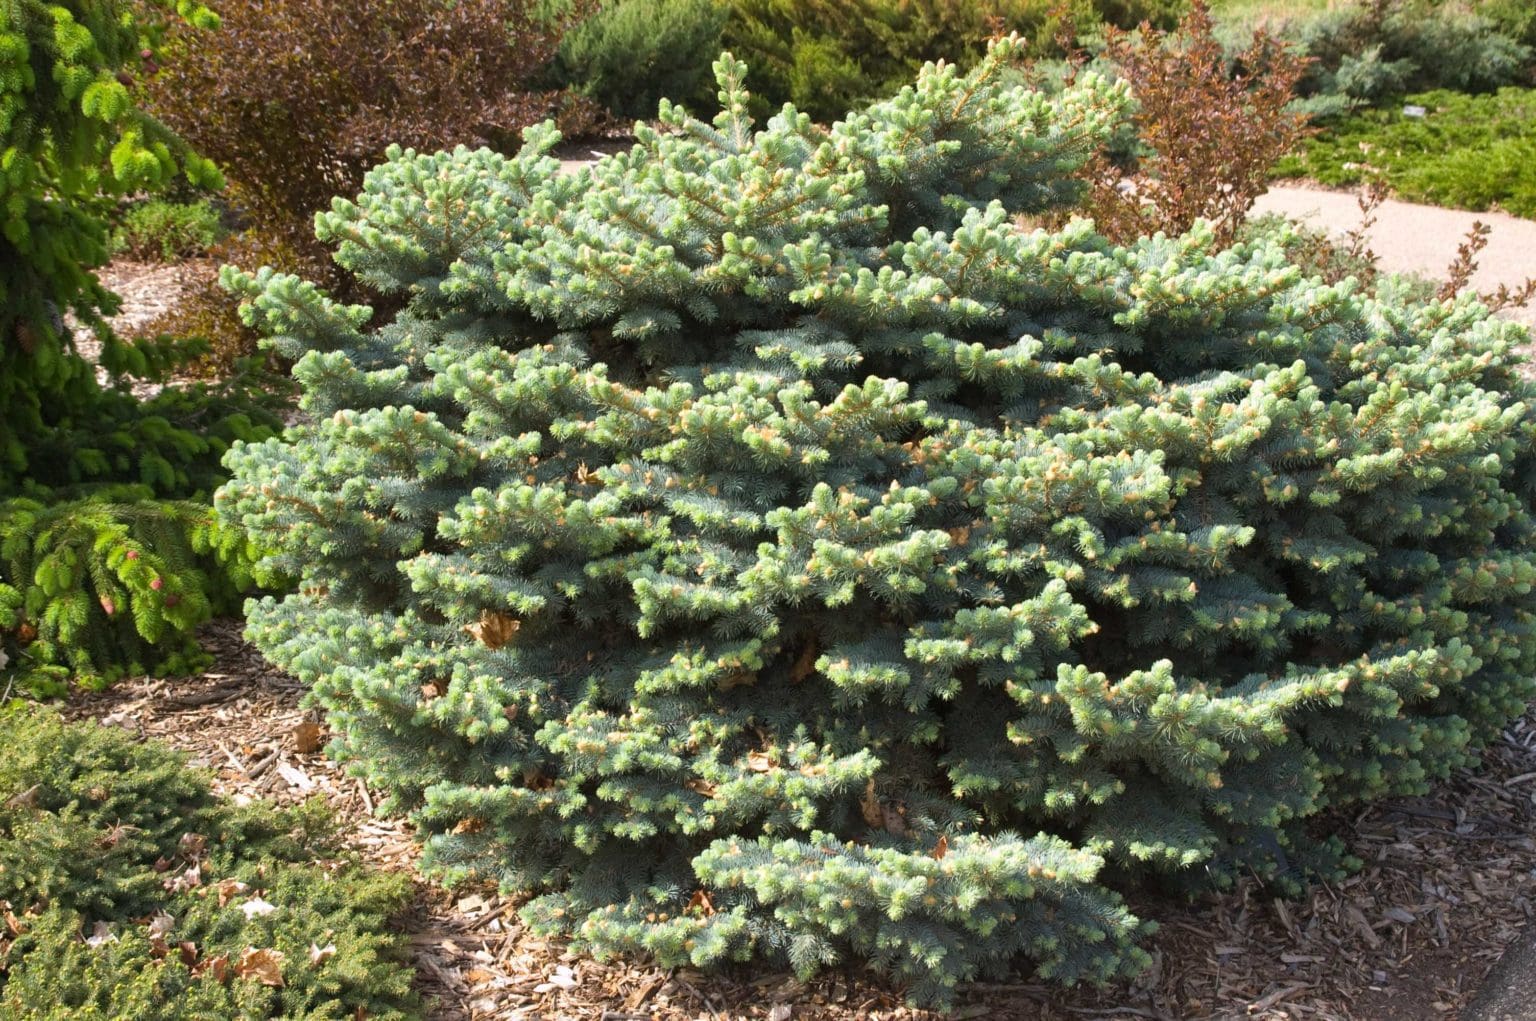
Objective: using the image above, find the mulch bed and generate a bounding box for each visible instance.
[60,620,1536,1021]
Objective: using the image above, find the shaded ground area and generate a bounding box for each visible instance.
[1252,185,1536,329]
[62,621,1536,1021]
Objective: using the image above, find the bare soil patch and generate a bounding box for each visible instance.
[59,621,1536,1020]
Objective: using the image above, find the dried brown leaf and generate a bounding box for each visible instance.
[216,879,249,908]
[193,953,232,983]
[236,946,285,987]
[687,889,716,917]
[292,721,326,754]
[788,639,819,684]
[166,863,202,893]
[720,670,757,691]
[860,779,884,828]
[464,610,520,649]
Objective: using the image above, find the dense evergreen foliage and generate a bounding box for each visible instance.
[546,0,1188,125]
[550,0,728,120]
[0,0,284,692]
[1274,87,1536,219]
[0,488,261,692]
[0,0,223,474]
[218,43,1536,1005]
[0,709,419,1019]
[1215,0,1533,119]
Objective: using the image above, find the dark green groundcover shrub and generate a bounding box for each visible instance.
[1273,87,1536,219]
[0,708,419,1019]
[218,43,1536,1006]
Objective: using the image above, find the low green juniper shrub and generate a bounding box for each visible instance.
[218,43,1536,1006]
[548,0,729,120]
[719,0,1184,122]
[1273,87,1536,218]
[0,708,419,1020]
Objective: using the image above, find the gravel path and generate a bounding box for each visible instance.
[1252,185,1536,328]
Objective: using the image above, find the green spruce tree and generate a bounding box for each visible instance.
[219,40,1536,1006]
[0,0,282,691]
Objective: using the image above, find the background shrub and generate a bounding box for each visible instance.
[136,0,597,369]
[1080,0,1310,245]
[142,0,586,248]
[714,0,1184,123]
[542,0,1193,127]
[1273,87,1536,217]
[1478,0,1536,47]
[111,198,226,262]
[0,708,419,1019]
[1216,0,1533,117]
[219,44,1536,1005]
[549,0,729,120]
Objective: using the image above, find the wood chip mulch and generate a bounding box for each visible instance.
[69,257,221,399]
[59,620,1536,1021]
[97,258,220,338]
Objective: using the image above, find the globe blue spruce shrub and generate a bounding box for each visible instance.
[218,40,1536,1006]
